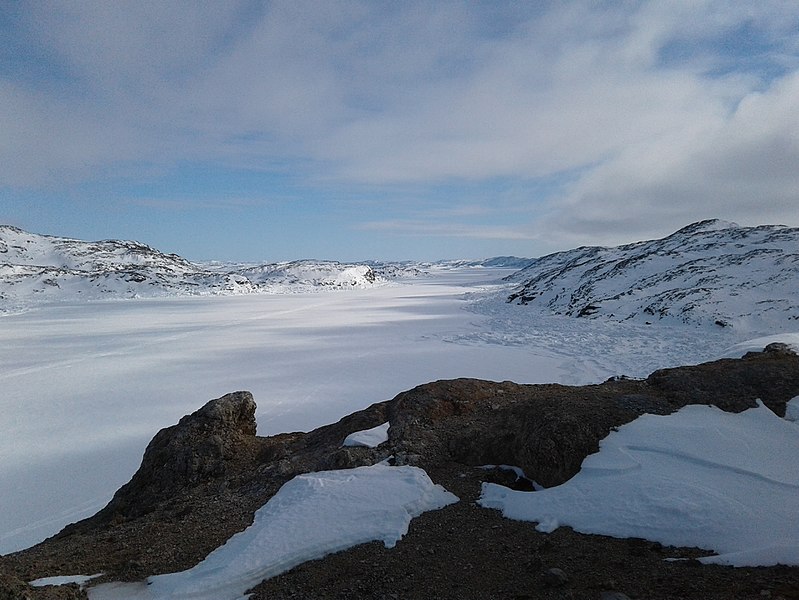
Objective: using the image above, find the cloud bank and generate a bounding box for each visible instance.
[1,0,797,251]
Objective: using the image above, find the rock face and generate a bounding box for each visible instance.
[3,347,799,599]
[98,392,258,520]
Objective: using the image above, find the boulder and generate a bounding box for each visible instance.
[95,391,257,519]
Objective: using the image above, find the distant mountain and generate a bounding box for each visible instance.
[476,256,535,269]
[0,226,386,312]
[429,256,534,269]
[506,220,799,330]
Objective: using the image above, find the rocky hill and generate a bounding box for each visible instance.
[0,226,390,313]
[506,220,799,330]
[2,344,798,599]
[433,256,534,269]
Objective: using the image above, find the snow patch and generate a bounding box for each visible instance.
[89,464,457,600]
[30,574,103,588]
[720,332,799,358]
[785,397,799,423]
[342,422,390,448]
[479,401,799,567]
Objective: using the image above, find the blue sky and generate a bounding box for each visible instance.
[1,1,798,261]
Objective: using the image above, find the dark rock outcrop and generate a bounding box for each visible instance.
[93,391,258,522]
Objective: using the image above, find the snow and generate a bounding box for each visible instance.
[342,422,390,448]
[0,268,569,553]
[3,224,799,590]
[720,332,799,358]
[0,226,387,313]
[1,266,791,555]
[0,251,797,594]
[479,401,799,567]
[786,397,799,422]
[30,573,102,588]
[479,465,544,491]
[88,464,457,600]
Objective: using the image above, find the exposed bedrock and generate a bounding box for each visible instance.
[386,343,799,487]
[98,391,258,519]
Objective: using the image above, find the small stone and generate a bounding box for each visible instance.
[764,342,793,355]
[542,567,569,587]
[600,592,632,600]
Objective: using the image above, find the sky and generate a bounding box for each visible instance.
[1,1,798,262]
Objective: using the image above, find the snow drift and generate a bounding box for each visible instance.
[89,464,457,600]
[480,400,799,567]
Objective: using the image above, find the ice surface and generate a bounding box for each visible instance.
[479,401,799,567]
[461,290,745,382]
[0,268,781,553]
[88,464,457,600]
[0,269,564,553]
[342,422,390,447]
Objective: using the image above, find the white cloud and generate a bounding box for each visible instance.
[1,0,798,244]
[0,81,144,186]
[539,68,799,245]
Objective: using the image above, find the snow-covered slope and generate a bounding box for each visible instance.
[506,220,799,330]
[235,261,377,288]
[429,256,534,270]
[0,226,384,312]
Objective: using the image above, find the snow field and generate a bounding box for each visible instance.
[3,266,798,565]
[0,270,564,553]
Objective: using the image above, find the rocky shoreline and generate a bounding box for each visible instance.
[2,343,799,599]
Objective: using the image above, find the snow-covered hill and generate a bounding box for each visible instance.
[427,256,533,270]
[506,220,799,331]
[0,226,387,312]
